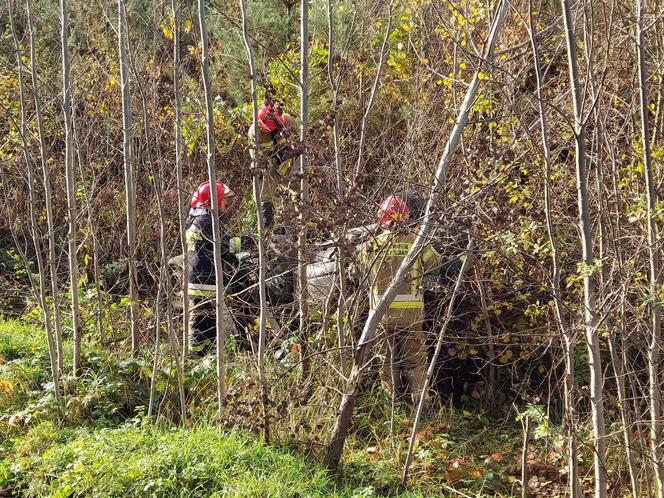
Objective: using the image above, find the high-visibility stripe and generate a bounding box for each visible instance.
[389,301,424,309]
[378,294,421,302]
[277,158,292,176]
[188,283,217,298]
[188,282,217,291]
[189,289,216,297]
[229,236,241,254]
[372,293,424,310]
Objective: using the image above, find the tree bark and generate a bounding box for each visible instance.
[240,0,270,442]
[197,0,233,417]
[526,2,580,493]
[118,0,139,354]
[127,44,187,425]
[26,0,65,375]
[327,0,348,373]
[636,0,664,493]
[172,0,190,359]
[324,0,508,469]
[60,0,82,376]
[10,0,62,407]
[560,0,607,495]
[298,0,310,379]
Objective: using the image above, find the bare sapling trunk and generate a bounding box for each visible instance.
[402,237,474,484]
[118,0,140,354]
[606,111,641,497]
[560,0,607,494]
[10,0,62,407]
[476,266,496,416]
[60,0,82,376]
[327,0,347,373]
[26,0,65,374]
[352,0,393,182]
[298,0,310,379]
[72,105,104,341]
[526,2,579,493]
[148,283,162,419]
[636,0,664,493]
[198,0,234,417]
[172,0,190,359]
[521,415,531,498]
[127,48,187,425]
[324,0,508,469]
[240,0,270,442]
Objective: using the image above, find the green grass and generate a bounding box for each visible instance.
[7,422,341,497]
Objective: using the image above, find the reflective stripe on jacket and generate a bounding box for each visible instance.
[358,229,440,327]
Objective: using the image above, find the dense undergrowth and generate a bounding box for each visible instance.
[1,316,624,497]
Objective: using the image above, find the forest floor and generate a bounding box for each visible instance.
[0,317,608,497]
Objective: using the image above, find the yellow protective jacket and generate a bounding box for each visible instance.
[357,229,440,328]
[248,114,299,177]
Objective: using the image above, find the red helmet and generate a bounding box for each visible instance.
[377,195,409,228]
[190,181,233,209]
[258,102,286,134]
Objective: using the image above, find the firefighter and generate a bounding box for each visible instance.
[357,194,441,401]
[248,101,301,230]
[186,180,240,354]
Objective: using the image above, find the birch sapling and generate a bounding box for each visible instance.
[526,3,580,493]
[197,0,235,416]
[26,0,65,374]
[60,0,82,376]
[10,0,62,407]
[118,0,140,353]
[172,0,190,359]
[560,0,607,494]
[636,0,664,493]
[240,0,271,442]
[298,0,310,378]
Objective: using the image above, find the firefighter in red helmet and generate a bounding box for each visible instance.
[186,180,239,353]
[356,194,441,401]
[248,101,301,230]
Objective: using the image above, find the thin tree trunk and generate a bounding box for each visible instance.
[127,47,187,425]
[526,3,580,493]
[298,0,310,379]
[637,0,664,493]
[327,0,347,373]
[560,0,607,495]
[172,0,190,359]
[402,238,474,484]
[521,415,531,498]
[10,0,62,407]
[197,0,233,417]
[60,0,82,376]
[240,0,270,442]
[352,0,393,182]
[606,103,642,498]
[26,0,65,375]
[72,107,104,341]
[324,0,508,469]
[147,283,161,419]
[476,267,496,417]
[608,325,640,498]
[118,0,139,354]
